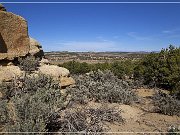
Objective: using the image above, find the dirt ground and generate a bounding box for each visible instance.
[1,88,179,134]
[86,88,180,134]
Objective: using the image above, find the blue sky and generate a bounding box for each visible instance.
[3,2,180,52]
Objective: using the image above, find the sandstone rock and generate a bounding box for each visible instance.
[0,4,6,11]
[38,65,70,78]
[60,77,75,87]
[40,58,50,65]
[0,66,24,82]
[0,9,30,60]
[29,37,44,57]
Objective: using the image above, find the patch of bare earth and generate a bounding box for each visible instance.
[80,89,179,134]
[104,89,180,134]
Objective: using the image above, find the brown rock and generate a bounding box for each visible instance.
[38,65,70,78]
[29,37,44,57]
[60,77,75,87]
[0,66,24,82]
[0,4,6,11]
[0,10,30,60]
[40,58,50,65]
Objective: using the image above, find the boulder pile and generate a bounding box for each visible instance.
[0,4,75,88]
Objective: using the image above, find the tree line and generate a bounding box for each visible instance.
[59,45,180,95]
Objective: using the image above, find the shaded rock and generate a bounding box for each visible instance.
[0,66,24,82]
[38,65,70,78]
[0,9,30,60]
[29,37,44,57]
[0,60,14,66]
[60,76,75,88]
[0,4,6,11]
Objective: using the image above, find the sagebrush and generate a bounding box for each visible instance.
[0,74,65,133]
[47,105,124,134]
[153,91,180,116]
[18,56,40,72]
[67,70,139,105]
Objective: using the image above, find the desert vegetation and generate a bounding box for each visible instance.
[60,45,180,95]
[0,45,180,134]
[67,70,138,105]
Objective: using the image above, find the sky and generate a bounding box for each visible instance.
[3,1,180,52]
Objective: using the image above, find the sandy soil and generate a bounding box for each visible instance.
[108,89,179,134]
[85,88,180,134]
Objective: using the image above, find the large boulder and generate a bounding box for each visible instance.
[29,37,44,57]
[38,65,70,78]
[0,65,24,82]
[0,4,30,60]
[60,77,75,87]
[38,65,75,87]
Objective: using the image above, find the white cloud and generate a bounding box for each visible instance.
[162,30,172,34]
[44,40,120,52]
[127,32,151,40]
[162,28,180,34]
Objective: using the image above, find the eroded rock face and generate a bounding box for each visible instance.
[29,37,44,57]
[0,4,75,88]
[0,6,30,60]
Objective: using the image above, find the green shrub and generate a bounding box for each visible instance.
[59,60,136,79]
[134,45,180,92]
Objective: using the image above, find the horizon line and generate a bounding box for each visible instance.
[1,1,180,4]
[44,50,158,53]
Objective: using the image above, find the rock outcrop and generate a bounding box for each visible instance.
[0,4,6,11]
[29,37,44,57]
[0,4,75,88]
[0,6,30,60]
[0,4,44,61]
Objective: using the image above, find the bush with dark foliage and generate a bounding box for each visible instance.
[153,91,180,116]
[18,56,40,72]
[134,45,180,93]
[167,125,180,135]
